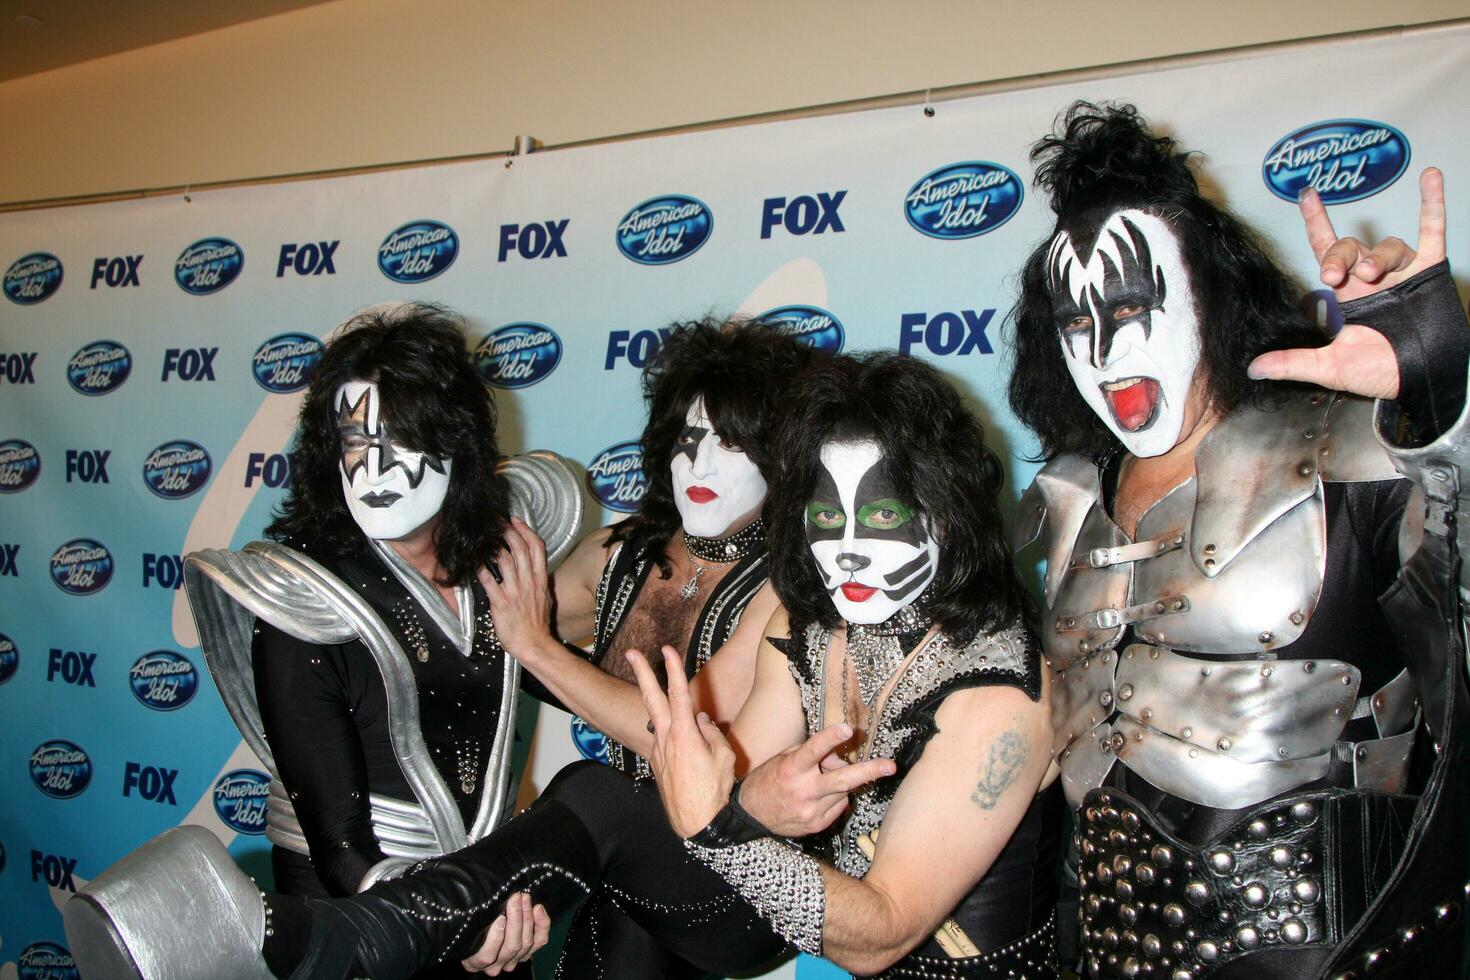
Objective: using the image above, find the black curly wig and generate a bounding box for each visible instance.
[608,317,819,575]
[1007,101,1328,462]
[266,303,510,586]
[770,353,1031,641]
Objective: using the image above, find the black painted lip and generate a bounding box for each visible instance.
[360,490,401,508]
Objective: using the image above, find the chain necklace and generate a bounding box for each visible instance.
[679,518,766,601]
[840,592,937,742]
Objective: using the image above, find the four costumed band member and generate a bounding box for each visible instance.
[1009,103,1468,978]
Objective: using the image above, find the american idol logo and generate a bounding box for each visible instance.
[49,538,114,595]
[4,252,64,305]
[475,323,563,389]
[0,632,17,685]
[29,740,92,799]
[905,162,1023,240]
[379,220,459,283]
[756,305,846,353]
[130,650,199,711]
[570,716,610,764]
[213,768,271,834]
[253,333,323,393]
[67,340,132,395]
[174,237,244,295]
[1262,120,1410,205]
[142,440,212,499]
[17,941,80,980]
[0,439,41,493]
[587,441,647,513]
[616,195,713,265]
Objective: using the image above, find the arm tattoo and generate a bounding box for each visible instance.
[970,729,1028,810]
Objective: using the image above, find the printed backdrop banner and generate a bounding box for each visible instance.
[2,24,1468,979]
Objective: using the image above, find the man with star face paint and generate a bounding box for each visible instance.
[631,353,1062,978]
[1009,102,1470,979]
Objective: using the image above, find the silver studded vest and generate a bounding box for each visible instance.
[1015,391,1423,812]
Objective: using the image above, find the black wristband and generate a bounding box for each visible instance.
[687,780,774,847]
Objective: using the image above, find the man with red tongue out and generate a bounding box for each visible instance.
[1010,101,1470,979]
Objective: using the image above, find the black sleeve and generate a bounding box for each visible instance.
[1340,260,1469,445]
[252,620,385,896]
[517,641,600,712]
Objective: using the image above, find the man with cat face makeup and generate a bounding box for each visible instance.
[1009,102,1470,979]
[634,353,1062,978]
[65,318,834,980]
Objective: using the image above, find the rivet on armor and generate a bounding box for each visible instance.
[1151,845,1174,868]
[1087,895,1103,915]
[1203,543,1217,555]
[1280,918,1308,945]
[1258,631,1273,645]
[1120,904,1138,926]
[1261,665,1274,678]
[1185,881,1209,905]
[1080,640,1092,653]
[1247,820,1269,840]
[1116,880,1135,901]
[1217,737,1233,752]
[1181,726,1194,739]
[1171,598,1186,611]
[1122,929,1139,949]
[1097,862,1114,884]
[1118,683,1135,702]
[1357,746,1369,761]
[1341,674,1353,685]
[1171,971,1191,980]
[1114,854,1133,876]
[1204,557,1216,569]
[1290,801,1317,823]
[1136,862,1156,885]
[1290,611,1305,625]
[1303,661,1316,673]
[1123,811,1141,833]
[1163,904,1187,926]
[1122,956,1141,977]
[1153,600,1166,614]
[1195,940,1218,961]
[1303,428,1315,440]
[1188,748,1199,758]
[1243,882,1269,907]
[1270,847,1295,868]
[1236,926,1263,951]
[1103,927,1120,948]
[1297,463,1313,477]
[1111,733,1126,754]
[1103,806,1121,826]
[1100,691,1114,707]
[1209,850,1235,874]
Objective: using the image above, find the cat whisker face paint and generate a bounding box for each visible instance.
[805,439,938,625]
[1047,209,1203,458]
[670,396,768,538]
[336,380,451,540]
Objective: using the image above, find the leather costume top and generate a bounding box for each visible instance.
[1016,262,1470,978]
[779,622,1064,975]
[594,538,769,778]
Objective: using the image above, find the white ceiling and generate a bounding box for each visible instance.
[0,0,333,83]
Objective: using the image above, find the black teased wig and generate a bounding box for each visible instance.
[608,317,818,575]
[769,353,1031,641]
[1007,101,1327,461]
[266,303,510,586]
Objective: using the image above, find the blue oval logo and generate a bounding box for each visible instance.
[49,538,114,595]
[475,323,563,389]
[756,305,846,354]
[1262,120,1410,205]
[4,252,64,305]
[570,715,611,764]
[253,333,323,393]
[378,220,459,283]
[905,162,1023,240]
[174,237,244,295]
[213,768,271,834]
[129,650,199,711]
[142,440,212,499]
[0,439,41,493]
[67,340,132,396]
[616,195,713,265]
[0,632,18,685]
[29,740,92,799]
[586,441,647,513]
[18,941,80,980]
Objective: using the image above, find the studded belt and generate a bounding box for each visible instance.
[1076,789,1331,978]
[875,912,1058,978]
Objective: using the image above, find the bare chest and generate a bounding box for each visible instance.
[597,565,733,683]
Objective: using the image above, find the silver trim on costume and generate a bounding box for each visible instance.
[685,837,826,956]
[498,450,587,567]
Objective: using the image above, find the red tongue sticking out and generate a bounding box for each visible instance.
[1104,378,1162,432]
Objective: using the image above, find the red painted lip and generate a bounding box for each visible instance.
[685,486,718,503]
[840,582,877,602]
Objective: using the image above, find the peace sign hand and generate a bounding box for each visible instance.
[1248,168,1448,399]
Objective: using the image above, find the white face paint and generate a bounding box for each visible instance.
[805,439,938,625]
[336,380,452,540]
[670,397,768,538]
[1047,209,1203,458]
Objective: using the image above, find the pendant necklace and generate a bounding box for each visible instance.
[679,518,765,602]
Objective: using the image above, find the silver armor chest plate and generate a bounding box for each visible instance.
[1019,391,1419,810]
